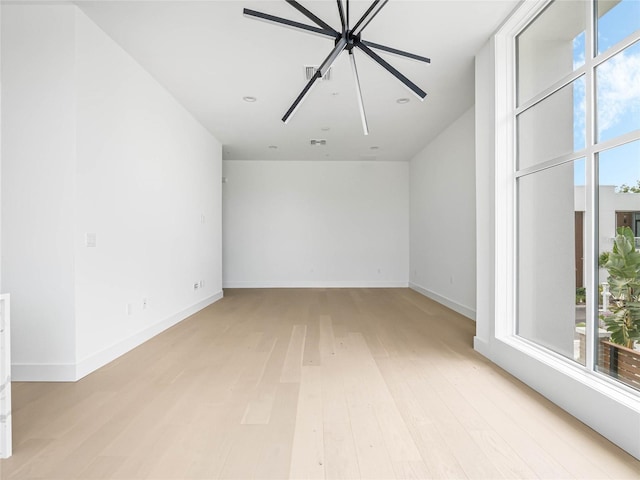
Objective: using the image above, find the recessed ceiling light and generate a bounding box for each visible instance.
[268,145,278,149]
[243,96,257,102]
[396,97,410,104]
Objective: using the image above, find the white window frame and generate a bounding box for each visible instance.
[487,0,640,458]
[498,0,640,380]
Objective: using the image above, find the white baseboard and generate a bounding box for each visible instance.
[223,281,409,288]
[409,282,476,320]
[473,335,491,357]
[11,363,77,382]
[12,291,224,382]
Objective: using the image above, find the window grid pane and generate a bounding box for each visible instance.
[517,0,587,105]
[515,0,640,390]
[517,160,586,365]
[597,0,640,55]
[517,77,585,171]
[596,41,640,144]
[597,140,640,390]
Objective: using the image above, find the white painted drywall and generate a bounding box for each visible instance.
[409,107,477,319]
[74,9,222,375]
[222,160,409,287]
[474,39,496,343]
[1,5,78,376]
[1,5,223,381]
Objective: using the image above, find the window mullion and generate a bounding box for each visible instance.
[584,0,597,372]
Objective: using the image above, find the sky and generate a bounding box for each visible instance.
[571,0,639,188]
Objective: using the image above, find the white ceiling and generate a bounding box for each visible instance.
[77,0,518,162]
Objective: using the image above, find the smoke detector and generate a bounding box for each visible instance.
[305,66,332,81]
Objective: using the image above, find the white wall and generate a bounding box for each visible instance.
[73,9,222,377]
[222,160,409,287]
[475,39,496,343]
[1,5,223,381]
[1,5,78,376]
[409,107,477,319]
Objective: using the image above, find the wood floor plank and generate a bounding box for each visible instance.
[217,424,267,480]
[341,334,397,480]
[253,383,299,480]
[280,325,307,384]
[288,365,325,480]
[302,313,322,367]
[322,421,361,480]
[318,314,336,360]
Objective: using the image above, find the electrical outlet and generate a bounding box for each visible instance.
[127,303,133,315]
[199,280,204,289]
[194,282,199,291]
[142,298,148,310]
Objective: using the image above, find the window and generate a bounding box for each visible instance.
[514,0,640,388]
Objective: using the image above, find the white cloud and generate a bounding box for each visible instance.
[597,48,640,134]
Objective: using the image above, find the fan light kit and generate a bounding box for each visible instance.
[244,0,430,135]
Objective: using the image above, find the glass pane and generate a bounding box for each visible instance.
[596,41,640,143]
[518,159,586,365]
[517,0,586,104]
[597,0,640,55]
[518,77,585,170]
[597,140,640,390]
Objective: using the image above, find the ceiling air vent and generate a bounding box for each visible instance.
[305,66,332,81]
[310,139,327,146]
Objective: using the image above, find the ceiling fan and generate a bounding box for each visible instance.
[243,0,431,135]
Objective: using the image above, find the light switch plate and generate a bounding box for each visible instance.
[85,233,97,248]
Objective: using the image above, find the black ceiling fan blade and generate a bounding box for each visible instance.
[355,0,389,35]
[282,37,348,123]
[349,51,369,135]
[243,8,338,39]
[282,71,322,124]
[361,40,431,64]
[356,40,427,100]
[346,0,350,29]
[285,0,340,36]
[336,0,347,33]
[317,36,348,77]
[351,0,388,36]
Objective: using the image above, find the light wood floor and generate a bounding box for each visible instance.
[1,288,639,479]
